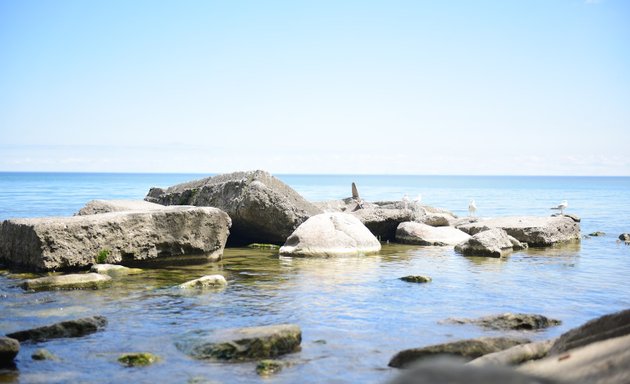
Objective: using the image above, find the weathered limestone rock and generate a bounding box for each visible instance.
[455,229,528,257]
[400,275,432,283]
[0,206,231,271]
[548,308,630,355]
[457,216,580,246]
[90,264,142,276]
[468,340,555,367]
[178,275,227,289]
[75,199,165,215]
[0,337,19,366]
[118,352,159,367]
[21,273,112,291]
[352,206,416,241]
[176,324,301,361]
[390,357,557,384]
[279,213,381,257]
[145,170,321,244]
[446,313,561,331]
[396,222,470,246]
[388,337,529,368]
[519,333,630,384]
[6,316,107,342]
[417,212,457,227]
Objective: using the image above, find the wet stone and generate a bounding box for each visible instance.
[400,275,432,283]
[6,315,107,342]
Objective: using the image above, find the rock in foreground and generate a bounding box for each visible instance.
[388,337,529,368]
[6,316,107,342]
[396,222,470,246]
[0,337,20,366]
[0,206,230,271]
[21,273,112,291]
[279,213,381,257]
[447,313,561,331]
[455,228,527,257]
[146,170,321,244]
[468,340,555,367]
[178,275,227,289]
[457,216,580,247]
[176,324,301,361]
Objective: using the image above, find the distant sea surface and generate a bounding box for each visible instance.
[1,172,629,383]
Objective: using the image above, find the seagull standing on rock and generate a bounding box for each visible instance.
[468,199,477,217]
[551,200,568,215]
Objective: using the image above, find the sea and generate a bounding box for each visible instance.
[1,172,629,383]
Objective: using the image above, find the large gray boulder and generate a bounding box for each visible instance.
[7,316,107,342]
[457,216,580,247]
[0,337,19,366]
[145,170,321,244]
[455,228,528,257]
[279,212,381,257]
[176,324,301,361]
[75,199,165,215]
[396,222,470,246]
[21,273,112,291]
[389,337,529,368]
[0,206,231,271]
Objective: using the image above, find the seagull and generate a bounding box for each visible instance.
[468,199,477,217]
[551,200,568,215]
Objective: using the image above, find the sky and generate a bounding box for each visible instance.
[1,0,629,175]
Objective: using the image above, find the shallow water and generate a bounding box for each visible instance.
[1,174,630,383]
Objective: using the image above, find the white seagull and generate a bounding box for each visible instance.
[468,199,477,217]
[551,200,568,215]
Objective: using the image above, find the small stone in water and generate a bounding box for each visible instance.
[256,360,283,376]
[117,352,158,367]
[400,275,432,283]
[32,348,58,361]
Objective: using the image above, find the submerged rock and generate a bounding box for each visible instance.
[256,359,284,376]
[145,170,321,245]
[279,213,381,257]
[21,273,112,291]
[118,352,159,367]
[247,243,280,250]
[176,324,301,361]
[90,264,142,276]
[400,275,432,283]
[75,199,165,215]
[6,315,107,342]
[0,206,231,271]
[588,231,606,237]
[468,339,555,367]
[178,275,227,289]
[388,337,529,368]
[455,228,527,257]
[447,313,561,331]
[395,222,470,246]
[32,348,58,361]
[0,337,19,366]
[619,233,630,241]
[457,216,580,247]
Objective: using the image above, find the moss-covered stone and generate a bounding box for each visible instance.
[248,243,280,250]
[588,231,606,237]
[117,352,158,367]
[7,316,107,342]
[256,359,283,376]
[21,273,112,291]
[400,275,432,283]
[32,348,58,361]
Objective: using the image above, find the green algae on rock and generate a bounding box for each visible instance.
[400,275,432,283]
[118,352,159,367]
[256,359,284,376]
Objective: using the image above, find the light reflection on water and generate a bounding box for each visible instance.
[1,241,629,384]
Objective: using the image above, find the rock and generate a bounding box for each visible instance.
[256,359,284,376]
[447,313,561,331]
[0,337,19,366]
[455,229,528,257]
[389,356,557,384]
[619,233,630,241]
[400,275,432,283]
[178,275,227,289]
[588,231,606,237]
[395,222,470,246]
[519,333,630,384]
[247,243,280,250]
[75,199,165,215]
[417,212,457,227]
[6,316,107,342]
[548,308,630,355]
[90,264,142,276]
[21,273,112,291]
[176,324,301,361]
[279,213,381,257]
[0,206,231,271]
[118,352,159,367]
[457,216,580,247]
[32,348,58,361]
[145,170,321,245]
[388,337,529,368]
[468,340,555,367]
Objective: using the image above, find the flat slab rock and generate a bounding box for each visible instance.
[396,222,470,246]
[457,216,580,247]
[279,212,381,257]
[389,337,530,368]
[0,206,231,271]
[75,199,166,215]
[146,170,321,245]
[446,313,561,331]
[176,324,301,361]
[21,273,112,291]
[6,316,107,342]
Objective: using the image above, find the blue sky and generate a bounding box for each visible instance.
[1,0,628,175]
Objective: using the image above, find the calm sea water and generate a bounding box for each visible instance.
[1,173,629,383]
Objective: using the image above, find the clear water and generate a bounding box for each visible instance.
[1,173,629,383]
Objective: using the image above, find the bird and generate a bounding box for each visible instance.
[414,194,422,205]
[551,200,568,215]
[468,199,477,217]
